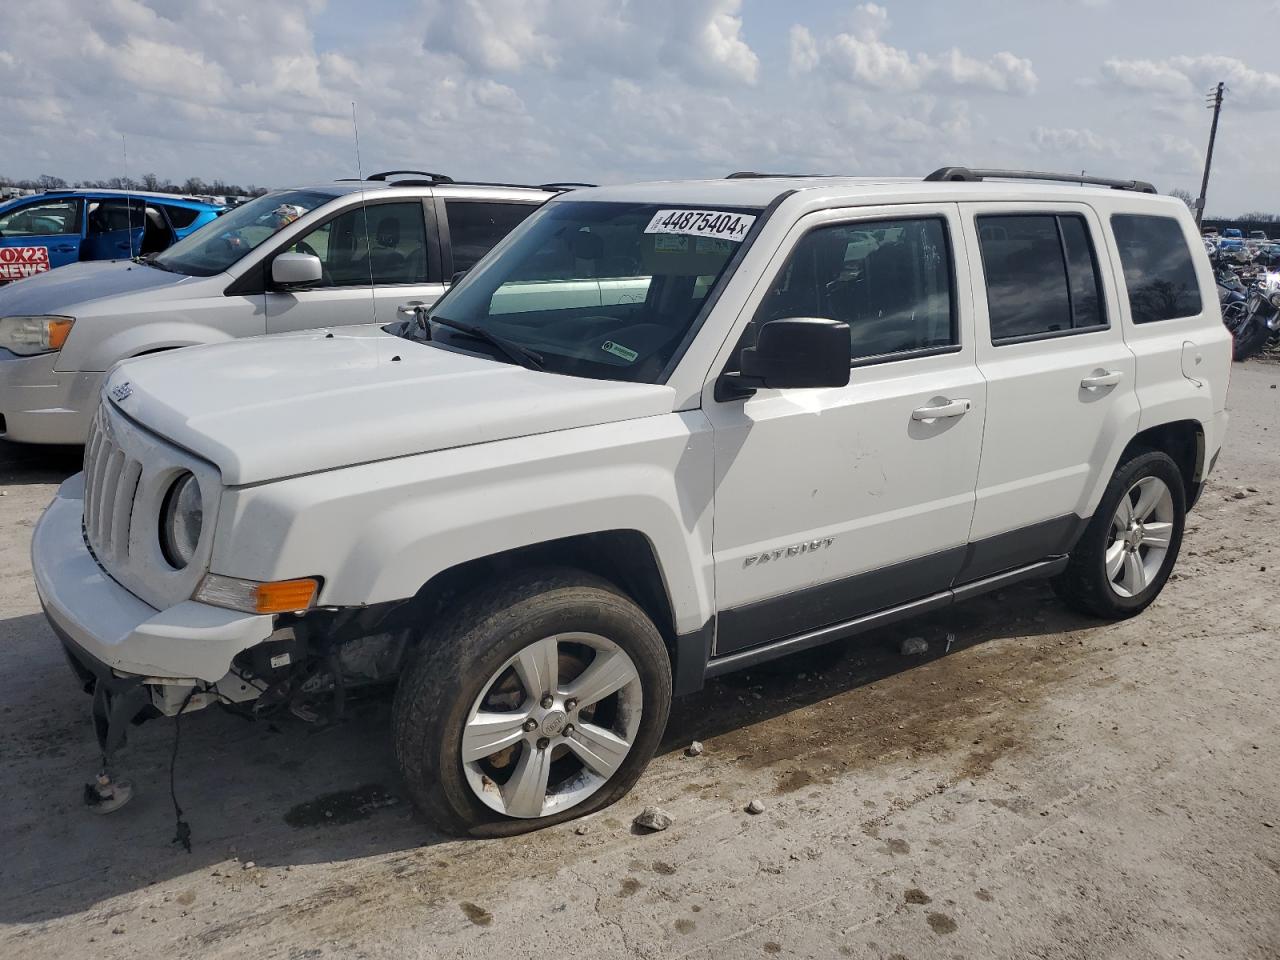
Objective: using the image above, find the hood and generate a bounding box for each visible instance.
[106,326,678,485]
[0,259,195,316]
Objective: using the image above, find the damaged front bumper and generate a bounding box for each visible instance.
[32,473,280,751]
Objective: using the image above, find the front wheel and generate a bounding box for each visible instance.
[393,569,671,836]
[1053,449,1186,619]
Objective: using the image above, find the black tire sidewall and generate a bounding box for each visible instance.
[393,570,672,837]
[1068,450,1187,617]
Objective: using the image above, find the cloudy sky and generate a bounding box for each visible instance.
[2,0,1278,214]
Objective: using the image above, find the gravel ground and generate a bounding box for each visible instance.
[1,363,1277,960]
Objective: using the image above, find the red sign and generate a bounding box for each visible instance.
[0,246,51,281]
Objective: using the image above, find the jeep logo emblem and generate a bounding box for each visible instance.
[109,381,133,402]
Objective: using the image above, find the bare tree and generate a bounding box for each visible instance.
[1168,188,1196,210]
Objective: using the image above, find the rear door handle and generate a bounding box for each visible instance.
[1080,370,1123,389]
[911,399,970,421]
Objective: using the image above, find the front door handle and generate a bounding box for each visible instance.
[1080,370,1123,390]
[911,398,971,421]
[53,244,76,252]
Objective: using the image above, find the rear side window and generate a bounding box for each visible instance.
[977,214,1106,342]
[161,204,201,229]
[754,216,956,362]
[446,201,538,273]
[1110,214,1203,323]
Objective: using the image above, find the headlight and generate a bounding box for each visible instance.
[0,315,74,356]
[159,472,203,569]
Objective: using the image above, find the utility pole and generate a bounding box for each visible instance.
[1195,82,1224,227]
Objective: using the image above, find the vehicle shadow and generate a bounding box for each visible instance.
[0,581,1102,924]
[0,439,82,486]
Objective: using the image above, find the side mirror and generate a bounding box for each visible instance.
[717,317,851,400]
[271,252,322,288]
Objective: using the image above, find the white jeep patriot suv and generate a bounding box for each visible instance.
[0,171,567,444]
[32,167,1231,834]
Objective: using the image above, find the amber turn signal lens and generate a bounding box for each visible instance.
[46,318,74,350]
[253,578,319,613]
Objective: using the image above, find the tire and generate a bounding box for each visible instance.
[393,567,672,837]
[1052,449,1187,620]
[1232,315,1270,361]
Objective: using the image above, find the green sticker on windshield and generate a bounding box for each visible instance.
[602,340,638,362]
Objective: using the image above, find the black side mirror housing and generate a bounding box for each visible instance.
[717,317,851,400]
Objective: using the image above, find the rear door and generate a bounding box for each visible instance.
[264,198,443,332]
[0,197,84,278]
[83,197,146,260]
[959,202,1140,581]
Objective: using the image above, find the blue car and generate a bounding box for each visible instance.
[0,189,224,283]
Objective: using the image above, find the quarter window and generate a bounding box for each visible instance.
[754,217,956,361]
[977,214,1106,342]
[1110,214,1203,323]
[446,201,538,273]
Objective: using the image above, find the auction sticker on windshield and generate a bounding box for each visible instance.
[645,209,756,241]
[0,246,51,281]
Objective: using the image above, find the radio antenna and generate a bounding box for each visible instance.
[122,135,136,260]
[352,101,377,322]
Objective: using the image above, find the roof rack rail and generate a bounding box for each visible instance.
[539,182,596,191]
[366,170,454,183]
[924,166,1157,194]
[726,171,827,179]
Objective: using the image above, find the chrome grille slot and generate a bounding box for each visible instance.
[82,407,145,565]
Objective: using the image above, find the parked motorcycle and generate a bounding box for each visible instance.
[1227,268,1280,362]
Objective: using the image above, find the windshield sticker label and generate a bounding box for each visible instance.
[0,246,50,281]
[645,209,756,241]
[653,234,689,253]
[602,340,638,362]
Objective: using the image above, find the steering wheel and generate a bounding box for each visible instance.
[295,240,319,259]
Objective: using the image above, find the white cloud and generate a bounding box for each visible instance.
[1103,54,1280,108]
[791,3,1036,95]
[1032,126,1114,155]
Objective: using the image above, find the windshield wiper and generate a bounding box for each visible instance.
[427,316,545,371]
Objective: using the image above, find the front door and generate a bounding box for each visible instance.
[0,197,84,278]
[959,203,1139,581]
[265,199,444,333]
[706,204,986,656]
[83,198,146,261]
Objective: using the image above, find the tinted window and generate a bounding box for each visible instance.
[161,204,201,229]
[86,199,144,235]
[1110,214,1203,323]
[754,217,955,361]
[447,201,538,272]
[0,199,81,236]
[287,201,429,286]
[978,214,1106,342]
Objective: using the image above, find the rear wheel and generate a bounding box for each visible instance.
[1053,449,1186,619]
[393,568,671,836]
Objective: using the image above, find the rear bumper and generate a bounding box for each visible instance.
[32,473,276,684]
[0,350,100,444]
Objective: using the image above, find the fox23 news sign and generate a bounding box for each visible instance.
[0,246,51,282]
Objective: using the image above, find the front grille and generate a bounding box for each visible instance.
[82,406,144,566]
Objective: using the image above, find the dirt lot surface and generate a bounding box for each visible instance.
[2,364,1278,960]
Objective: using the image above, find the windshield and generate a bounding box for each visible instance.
[415,201,759,383]
[151,189,330,276]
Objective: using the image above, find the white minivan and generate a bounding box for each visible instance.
[0,172,560,443]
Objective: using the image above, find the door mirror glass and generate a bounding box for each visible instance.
[726,317,851,395]
[272,252,323,287]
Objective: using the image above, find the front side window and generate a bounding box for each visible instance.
[283,202,429,286]
[446,200,539,272]
[412,200,757,383]
[0,199,81,236]
[978,214,1106,342]
[753,217,955,361]
[1110,214,1203,323]
[151,189,330,276]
